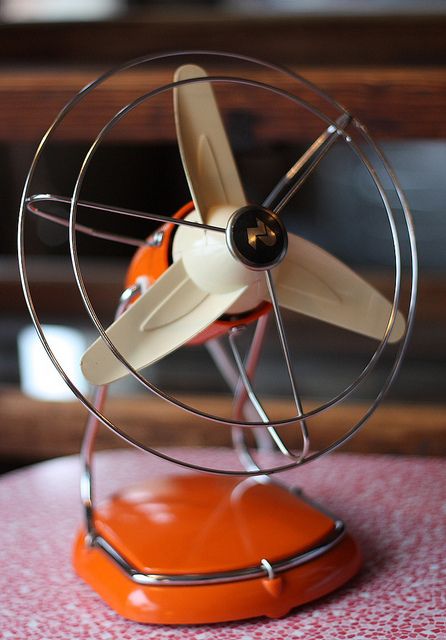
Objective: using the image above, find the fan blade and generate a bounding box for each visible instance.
[174,64,246,222]
[81,259,247,385]
[273,233,405,343]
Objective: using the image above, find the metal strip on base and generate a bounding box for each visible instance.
[86,518,345,587]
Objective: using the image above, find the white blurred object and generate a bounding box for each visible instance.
[1,0,121,22]
[18,325,88,401]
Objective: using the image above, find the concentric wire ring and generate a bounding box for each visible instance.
[18,50,417,475]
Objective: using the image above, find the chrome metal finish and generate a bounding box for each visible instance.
[89,517,345,586]
[260,558,275,580]
[228,327,269,424]
[265,270,310,460]
[26,193,225,236]
[149,230,164,247]
[80,284,142,534]
[263,113,352,211]
[225,206,288,271]
[27,194,145,247]
[80,384,107,537]
[206,324,275,472]
[232,314,271,427]
[228,326,299,460]
[205,337,259,424]
[18,50,417,476]
[231,314,274,468]
[292,487,344,527]
[63,73,404,435]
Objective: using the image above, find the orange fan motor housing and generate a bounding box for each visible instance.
[125,201,271,345]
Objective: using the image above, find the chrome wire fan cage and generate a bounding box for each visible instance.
[18,50,417,477]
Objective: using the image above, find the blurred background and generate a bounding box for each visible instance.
[0,0,445,471]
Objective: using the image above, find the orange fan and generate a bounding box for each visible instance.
[19,52,417,625]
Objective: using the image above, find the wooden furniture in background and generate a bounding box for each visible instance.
[1,389,445,463]
[0,11,445,465]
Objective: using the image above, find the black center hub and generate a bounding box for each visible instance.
[226,205,287,270]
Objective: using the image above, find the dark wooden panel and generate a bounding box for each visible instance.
[0,67,445,142]
[1,14,445,67]
[1,389,444,462]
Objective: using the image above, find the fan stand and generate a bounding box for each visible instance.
[73,288,361,625]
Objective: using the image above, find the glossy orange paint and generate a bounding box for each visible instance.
[125,201,194,289]
[125,202,272,345]
[73,474,361,624]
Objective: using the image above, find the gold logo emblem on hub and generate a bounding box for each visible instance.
[247,219,277,248]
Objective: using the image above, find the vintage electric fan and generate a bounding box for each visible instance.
[18,52,417,624]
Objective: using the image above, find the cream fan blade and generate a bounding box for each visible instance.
[81,259,247,386]
[273,233,405,343]
[174,64,246,222]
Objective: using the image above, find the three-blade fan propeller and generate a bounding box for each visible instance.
[81,64,405,386]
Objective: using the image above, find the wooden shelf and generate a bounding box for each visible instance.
[1,13,445,142]
[0,66,445,142]
[1,388,445,463]
[1,13,445,67]
[1,14,444,466]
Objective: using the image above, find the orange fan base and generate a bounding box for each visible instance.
[73,474,361,624]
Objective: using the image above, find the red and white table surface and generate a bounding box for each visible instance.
[0,448,445,639]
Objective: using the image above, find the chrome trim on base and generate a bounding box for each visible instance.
[86,513,346,587]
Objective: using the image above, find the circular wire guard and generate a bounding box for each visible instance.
[18,50,418,475]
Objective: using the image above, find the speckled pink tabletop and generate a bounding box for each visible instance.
[0,449,445,639]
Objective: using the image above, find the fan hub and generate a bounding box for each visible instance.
[226,205,288,271]
[173,207,267,305]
